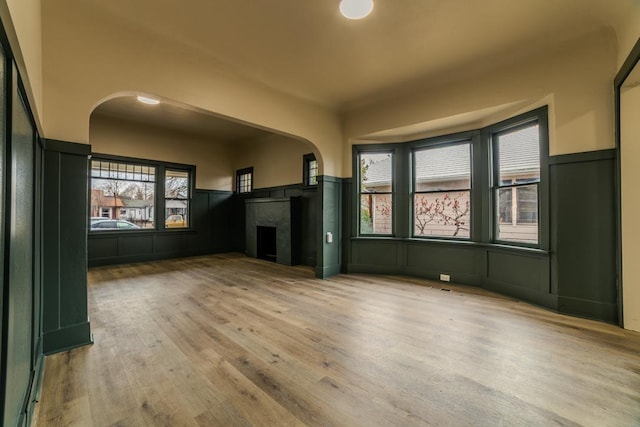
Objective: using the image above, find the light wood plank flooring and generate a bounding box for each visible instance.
[34,253,640,426]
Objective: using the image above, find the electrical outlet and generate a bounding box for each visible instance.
[440,274,450,282]
[326,231,333,243]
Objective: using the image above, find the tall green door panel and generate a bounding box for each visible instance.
[3,71,36,427]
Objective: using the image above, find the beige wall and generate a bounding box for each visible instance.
[612,1,640,68]
[233,134,314,189]
[614,4,640,332]
[621,77,640,332]
[42,1,342,177]
[341,29,617,177]
[1,0,43,131]
[90,115,235,191]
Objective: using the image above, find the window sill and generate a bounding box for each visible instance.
[89,228,196,236]
[351,236,550,256]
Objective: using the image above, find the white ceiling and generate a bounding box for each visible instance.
[87,0,626,141]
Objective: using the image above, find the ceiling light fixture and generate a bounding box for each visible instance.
[136,96,160,105]
[339,0,374,20]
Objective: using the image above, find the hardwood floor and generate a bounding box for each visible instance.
[34,253,640,426]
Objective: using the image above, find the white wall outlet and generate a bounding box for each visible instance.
[326,231,333,243]
[440,273,451,282]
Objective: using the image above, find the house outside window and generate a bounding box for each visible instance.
[493,122,541,244]
[236,167,253,193]
[90,159,156,229]
[359,151,393,235]
[413,142,471,238]
[165,169,190,228]
[303,153,318,186]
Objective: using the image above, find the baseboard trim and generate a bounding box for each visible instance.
[43,321,93,355]
[315,264,341,279]
[557,296,618,324]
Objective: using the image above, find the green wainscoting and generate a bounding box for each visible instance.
[42,140,92,354]
[345,149,617,323]
[88,189,233,266]
[550,150,618,322]
[316,176,342,278]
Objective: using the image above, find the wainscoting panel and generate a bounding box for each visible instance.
[406,243,478,282]
[88,190,233,266]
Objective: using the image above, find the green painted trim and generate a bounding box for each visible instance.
[43,321,93,355]
[549,149,616,165]
[25,353,44,426]
[615,37,640,87]
[44,138,91,155]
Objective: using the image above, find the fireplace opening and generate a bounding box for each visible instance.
[257,226,277,263]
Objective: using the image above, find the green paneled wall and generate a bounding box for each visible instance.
[346,150,617,323]
[88,190,233,266]
[550,151,618,322]
[42,140,92,354]
[317,176,342,278]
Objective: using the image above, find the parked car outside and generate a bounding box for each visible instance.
[165,214,187,228]
[90,219,141,230]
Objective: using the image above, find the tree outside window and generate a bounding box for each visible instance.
[90,160,156,229]
[413,143,471,238]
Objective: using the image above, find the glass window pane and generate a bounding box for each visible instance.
[90,160,156,229]
[415,143,471,191]
[165,169,189,199]
[498,188,513,224]
[308,159,318,185]
[497,124,540,183]
[165,210,188,228]
[497,185,538,244]
[165,169,190,228]
[517,185,538,224]
[414,191,470,238]
[238,172,252,193]
[360,193,392,235]
[360,152,392,193]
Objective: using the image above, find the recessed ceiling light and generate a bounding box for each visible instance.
[137,96,160,105]
[340,0,374,20]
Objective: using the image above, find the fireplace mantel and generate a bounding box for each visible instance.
[245,197,302,265]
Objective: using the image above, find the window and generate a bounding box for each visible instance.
[236,167,253,193]
[90,159,156,229]
[352,107,547,249]
[493,122,541,244]
[359,151,393,235]
[165,169,191,228]
[413,142,471,238]
[303,153,318,186]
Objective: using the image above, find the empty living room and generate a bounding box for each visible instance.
[1,0,640,426]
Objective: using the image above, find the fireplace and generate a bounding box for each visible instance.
[245,197,301,265]
[257,226,277,262]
